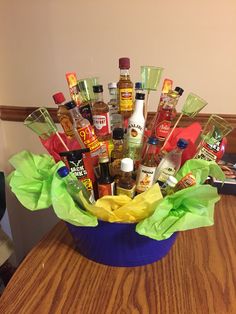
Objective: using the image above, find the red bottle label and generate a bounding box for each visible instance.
[93,112,111,136]
[155,120,171,139]
[98,182,114,198]
[77,125,101,153]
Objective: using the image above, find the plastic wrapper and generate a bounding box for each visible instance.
[8,151,56,210]
[136,184,220,240]
[80,183,163,223]
[40,133,82,162]
[8,151,223,239]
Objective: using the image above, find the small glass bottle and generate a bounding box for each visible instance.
[65,100,101,161]
[155,138,188,185]
[108,82,123,130]
[92,85,111,141]
[57,166,94,207]
[97,156,114,197]
[136,137,160,194]
[161,176,178,197]
[117,57,134,121]
[127,93,145,164]
[52,92,74,138]
[135,82,143,95]
[116,158,136,199]
[110,128,124,178]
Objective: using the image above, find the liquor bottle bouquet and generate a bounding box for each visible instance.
[7,58,234,266]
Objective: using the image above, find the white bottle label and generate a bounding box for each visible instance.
[136,165,156,192]
[157,167,176,183]
[128,121,145,144]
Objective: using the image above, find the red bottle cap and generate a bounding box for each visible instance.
[119,57,130,69]
[52,92,65,104]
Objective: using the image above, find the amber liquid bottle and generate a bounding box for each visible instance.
[92,85,111,142]
[116,158,136,199]
[53,92,74,138]
[117,57,134,124]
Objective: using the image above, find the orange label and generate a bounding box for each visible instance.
[98,182,114,198]
[77,125,101,153]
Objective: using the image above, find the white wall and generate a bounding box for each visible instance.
[0,0,236,262]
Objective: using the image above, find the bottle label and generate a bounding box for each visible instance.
[128,122,144,144]
[157,167,176,183]
[59,115,74,137]
[119,88,133,111]
[93,112,111,136]
[68,159,95,198]
[175,173,196,191]
[77,125,101,153]
[99,140,114,158]
[136,165,156,192]
[196,146,217,161]
[155,120,171,139]
[116,185,136,199]
[110,158,122,177]
[79,103,93,125]
[98,182,115,198]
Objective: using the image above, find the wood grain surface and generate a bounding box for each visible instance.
[0,195,235,314]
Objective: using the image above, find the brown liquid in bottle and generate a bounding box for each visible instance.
[117,57,134,121]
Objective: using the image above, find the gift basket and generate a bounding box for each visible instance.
[7,58,233,267]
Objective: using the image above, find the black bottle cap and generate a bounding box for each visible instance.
[64,100,76,110]
[93,85,103,93]
[174,87,184,96]
[112,128,124,140]
[135,82,142,89]
[148,137,159,145]
[135,93,145,100]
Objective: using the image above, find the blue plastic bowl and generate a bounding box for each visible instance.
[67,221,177,267]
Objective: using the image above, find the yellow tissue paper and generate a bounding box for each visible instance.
[81,183,163,223]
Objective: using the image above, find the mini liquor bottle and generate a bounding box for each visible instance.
[116,158,136,199]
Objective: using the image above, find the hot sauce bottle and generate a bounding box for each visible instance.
[116,158,136,199]
[117,57,134,125]
[97,156,114,197]
[92,85,111,141]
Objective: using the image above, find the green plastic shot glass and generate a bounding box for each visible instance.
[78,77,99,102]
[141,66,164,119]
[24,107,69,151]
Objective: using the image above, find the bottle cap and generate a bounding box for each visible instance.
[135,82,142,90]
[108,82,117,89]
[52,92,66,104]
[119,57,130,69]
[64,100,76,110]
[113,128,124,140]
[148,137,159,145]
[99,156,109,163]
[121,158,134,172]
[93,85,103,93]
[57,166,69,178]
[177,138,188,149]
[166,176,178,187]
[174,87,184,96]
[135,93,145,100]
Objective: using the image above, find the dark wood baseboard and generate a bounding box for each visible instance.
[0,105,235,153]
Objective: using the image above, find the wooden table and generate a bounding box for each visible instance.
[0,195,235,314]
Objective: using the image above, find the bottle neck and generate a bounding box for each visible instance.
[69,106,83,122]
[133,99,144,115]
[100,162,111,180]
[145,143,157,156]
[94,92,104,102]
[109,88,117,100]
[120,171,132,180]
[119,69,130,79]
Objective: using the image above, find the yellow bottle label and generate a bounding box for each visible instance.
[116,185,136,199]
[119,88,133,111]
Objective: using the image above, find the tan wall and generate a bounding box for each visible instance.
[1,0,236,113]
[0,0,235,262]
